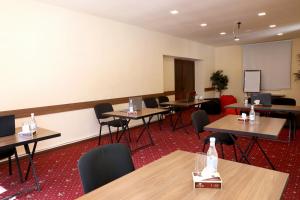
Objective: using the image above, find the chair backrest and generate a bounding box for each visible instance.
[94,103,114,120]
[191,110,210,134]
[143,97,158,108]
[78,143,134,194]
[220,95,237,113]
[272,97,296,106]
[158,96,169,104]
[251,93,272,106]
[0,115,15,137]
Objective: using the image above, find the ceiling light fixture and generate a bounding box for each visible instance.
[269,24,276,28]
[220,32,226,35]
[170,10,179,15]
[200,23,207,27]
[277,33,283,36]
[233,21,242,41]
[258,12,266,16]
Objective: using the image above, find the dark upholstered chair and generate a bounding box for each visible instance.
[0,115,23,182]
[191,110,237,160]
[94,103,129,145]
[78,143,134,194]
[143,97,164,130]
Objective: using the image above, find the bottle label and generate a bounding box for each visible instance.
[249,114,255,121]
[206,156,218,174]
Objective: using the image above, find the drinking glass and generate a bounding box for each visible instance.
[194,152,206,175]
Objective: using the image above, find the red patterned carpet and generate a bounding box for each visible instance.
[0,112,299,200]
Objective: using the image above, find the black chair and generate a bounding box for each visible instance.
[78,143,134,193]
[143,97,164,130]
[94,103,130,145]
[0,115,23,182]
[191,110,237,160]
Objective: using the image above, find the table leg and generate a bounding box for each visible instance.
[25,142,37,180]
[228,134,250,164]
[117,119,131,142]
[132,117,154,152]
[172,110,189,134]
[24,143,41,191]
[254,137,275,170]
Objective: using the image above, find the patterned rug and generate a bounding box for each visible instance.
[0,111,299,200]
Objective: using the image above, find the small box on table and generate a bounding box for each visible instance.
[192,172,222,189]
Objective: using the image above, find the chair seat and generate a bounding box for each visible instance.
[204,133,237,145]
[101,119,127,127]
[0,147,15,160]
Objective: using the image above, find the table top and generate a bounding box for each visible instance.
[204,115,286,139]
[226,103,300,113]
[0,127,61,149]
[76,150,288,200]
[103,108,167,119]
[160,99,208,107]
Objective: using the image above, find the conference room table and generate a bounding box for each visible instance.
[103,108,167,152]
[225,103,300,142]
[204,115,286,170]
[160,99,208,133]
[0,128,61,197]
[76,150,288,200]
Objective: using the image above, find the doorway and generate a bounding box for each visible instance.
[174,59,195,100]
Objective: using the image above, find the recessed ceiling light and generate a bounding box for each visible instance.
[258,12,266,16]
[170,10,179,15]
[200,23,207,27]
[277,33,283,36]
[220,32,226,35]
[269,24,276,28]
[234,37,240,41]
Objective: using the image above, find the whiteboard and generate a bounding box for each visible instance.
[244,70,261,93]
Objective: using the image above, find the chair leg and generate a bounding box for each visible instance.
[202,143,206,152]
[108,126,113,143]
[233,145,238,161]
[116,127,119,141]
[8,156,12,175]
[158,114,162,130]
[14,149,24,183]
[220,144,225,159]
[98,125,103,145]
[126,124,132,142]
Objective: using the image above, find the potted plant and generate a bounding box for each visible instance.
[210,70,228,96]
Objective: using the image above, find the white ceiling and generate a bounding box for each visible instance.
[38,0,300,46]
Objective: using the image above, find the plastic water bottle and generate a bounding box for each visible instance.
[128,98,134,112]
[29,113,37,131]
[249,105,255,121]
[206,137,218,174]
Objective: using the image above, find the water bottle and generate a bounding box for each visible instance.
[128,98,134,112]
[249,105,255,121]
[29,113,37,131]
[206,137,218,174]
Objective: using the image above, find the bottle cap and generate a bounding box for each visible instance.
[209,137,216,143]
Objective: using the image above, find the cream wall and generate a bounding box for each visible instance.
[214,38,300,105]
[214,46,244,101]
[0,0,215,155]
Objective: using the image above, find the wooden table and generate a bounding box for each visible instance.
[0,128,61,193]
[104,108,167,151]
[76,150,289,200]
[204,115,286,169]
[160,99,209,132]
[225,103,300,142]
